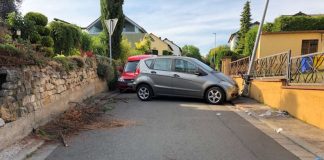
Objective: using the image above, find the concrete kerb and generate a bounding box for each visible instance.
[0,91,121,160]
[230,98,324,160]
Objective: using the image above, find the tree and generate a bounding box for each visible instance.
[208,45,237,70]
[0,0,23,20]
[235,1,252,55]
[182,45,202,60]
[134,36,151,54]
[243,26,258,56]
[100,0,125,59]
[120,36,132,62]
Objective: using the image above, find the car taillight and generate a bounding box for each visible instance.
[135,67,140,76]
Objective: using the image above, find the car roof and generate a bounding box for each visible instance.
[128,55,156,61]
[145,56,197,61]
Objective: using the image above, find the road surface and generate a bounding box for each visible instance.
[45,93,299,160]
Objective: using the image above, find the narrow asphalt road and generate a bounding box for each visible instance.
[45,93,299,160]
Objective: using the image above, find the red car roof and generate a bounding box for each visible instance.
[127,55,155,61]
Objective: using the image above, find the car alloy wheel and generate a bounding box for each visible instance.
[206,87,225,105]
[137,84,152,101]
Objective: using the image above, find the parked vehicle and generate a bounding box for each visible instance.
[133,56,239,104]
[117,55,156,92]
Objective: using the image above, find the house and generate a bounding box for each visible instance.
[257,30,324,58]
[85,16,147,48]
[85,16,181,56]
[228,21,260,51]
[164,38,182,56]
[148,33,173,56]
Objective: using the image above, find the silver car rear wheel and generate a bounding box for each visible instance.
[137,84,152,101]
[205,87,225,105]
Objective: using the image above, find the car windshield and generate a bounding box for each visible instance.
[193,59,216,72]
[124,61,139,72]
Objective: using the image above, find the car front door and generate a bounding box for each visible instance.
[149,58,174,95]
[171,59,205,98]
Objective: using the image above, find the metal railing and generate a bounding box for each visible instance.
[289,52,324,85]
[230,57,250,76]
[251,51,290,78]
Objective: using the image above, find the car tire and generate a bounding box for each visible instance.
[205,87,225,105]
[137,84,153,101]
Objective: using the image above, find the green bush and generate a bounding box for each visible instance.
[41,36,54,47]
[81,32,92,51]
[0,43,22,55]
[29,33,41,44]
[69,48,81,56]
[91,32,107,56]
[96,55,119,90]
[49,21,82,55]
[53,55,77,71]
[40,47,54,57]
[70,56,85,68]
[24,12,48,26]
[43,27,50,36]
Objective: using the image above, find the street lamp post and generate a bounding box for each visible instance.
[212,33,217,69]
[242,0,270,96]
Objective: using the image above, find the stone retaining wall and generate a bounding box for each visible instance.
[0,59,107,150]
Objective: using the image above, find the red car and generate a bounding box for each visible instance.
[117,55,155,92]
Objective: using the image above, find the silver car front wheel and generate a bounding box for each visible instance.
[205,87,225,105]
[137,84,153,101]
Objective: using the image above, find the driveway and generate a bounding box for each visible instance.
[45,93,299,160]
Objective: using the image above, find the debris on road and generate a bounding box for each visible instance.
[216,113,222,116]
[33,93,133,146]
[276,128,283,133]
[258,110,290,118]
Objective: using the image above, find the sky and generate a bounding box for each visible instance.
[21,0,324,55]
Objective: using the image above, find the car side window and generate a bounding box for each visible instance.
[145,59,154,69]
[153,58,172,71]
[174,59,198,74]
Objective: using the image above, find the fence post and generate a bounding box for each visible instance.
[221,57,232,75]
[286,50,292,85]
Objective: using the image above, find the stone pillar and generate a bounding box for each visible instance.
[221,57,232,75]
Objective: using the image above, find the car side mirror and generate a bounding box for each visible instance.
[194,72,201,76]
[195,68,207,76]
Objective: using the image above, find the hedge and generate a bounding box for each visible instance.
[24,12,48,26]
[269,15,324,32]
[49,21,82,55]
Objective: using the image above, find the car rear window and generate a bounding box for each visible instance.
[145,59,154,68]
[124,61,139,72]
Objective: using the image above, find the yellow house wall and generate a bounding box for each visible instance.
[150,35,171,55]
[257,33,324,58]
[233,77,324,129]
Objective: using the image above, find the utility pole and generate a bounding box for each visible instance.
[242,0,270,96]
[212,33,217,68]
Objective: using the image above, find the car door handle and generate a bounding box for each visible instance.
[151,71,157,74]
[173,74,180,78]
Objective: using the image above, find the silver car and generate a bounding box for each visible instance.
[133,56,239,104]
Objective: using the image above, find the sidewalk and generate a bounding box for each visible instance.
[232,97,324,160]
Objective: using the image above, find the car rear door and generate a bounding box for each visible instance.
[149,58,174,95]
[171,59,205,98]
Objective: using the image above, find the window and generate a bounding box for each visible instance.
[153,59,172,71]
[301,40,318,55]
[174,59,198,74]
[124,61,139,72]
[145,59,154,68]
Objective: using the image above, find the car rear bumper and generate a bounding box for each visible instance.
[117,81,135,91]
